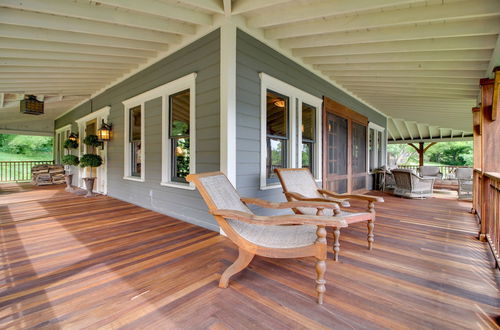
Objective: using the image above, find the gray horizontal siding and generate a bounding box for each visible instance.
[55,30,221,231]
[236,29,387,214]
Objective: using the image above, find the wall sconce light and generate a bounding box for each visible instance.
[97,120,112,148]
[68,132,79,142]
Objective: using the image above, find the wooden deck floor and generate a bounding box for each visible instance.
[1,184,499,329]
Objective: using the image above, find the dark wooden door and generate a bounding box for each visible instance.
[323,97,368,193]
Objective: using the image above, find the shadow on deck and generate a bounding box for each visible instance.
[0,183,498,329]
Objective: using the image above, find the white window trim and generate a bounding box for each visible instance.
[121,73,197,187]
[75,106,111,194]
[259,73,322,190]
[367,122,386,173]
[122,103,145,182]
[55,124,71,164]
[160,74,196,190]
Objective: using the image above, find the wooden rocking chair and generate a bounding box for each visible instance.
[275,168,384,261]
[187,172,347,304]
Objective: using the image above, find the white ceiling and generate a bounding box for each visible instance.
[0,0,499,139]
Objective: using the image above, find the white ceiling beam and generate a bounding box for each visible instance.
[341,82,478,91]
[0,58,135,70]
[0,87,97,94]
[486,30,500,76]
[281,18,500,49]
[0,24,169,51]
[0,72,119,79]
[429,126,433,139]
[416,124,423,140]
[0,66,124,74]
[177,0,224,14]
[347,85,478,95]
[0,49,146,64]
[0,37,156,58]
[403,121,414,140]
[440,128,443,139]
[334,76,478,85]
[223,0,231,16]
[247,0,425,28]
[317,61,489,71]
[0,8,180,45]
[392,118,406,141]
[327,70,485,78]
[388,136,473,144]
[232,0,290,14]
[387,123,397,141]
[352,89,478,98]
[96,0,212,26]
[265,0,500,39]
[0,0,196,35]
[4,78,107,84]
[292,35,498,57]
[303,49,493,65]
[0,83,103,88]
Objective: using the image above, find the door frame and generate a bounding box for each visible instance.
[75,106,110,195]
[322,97,368,193]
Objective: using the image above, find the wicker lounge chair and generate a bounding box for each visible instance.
[392,169,434,198]
[274,168,384,261]
[456,167,473,200]
[419,166,443,180]
[187,172,348,304]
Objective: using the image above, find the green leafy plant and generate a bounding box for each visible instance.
[63,138,78,149]
[62,154,80,166]
[80,154,103,169]
[83,134,101,148]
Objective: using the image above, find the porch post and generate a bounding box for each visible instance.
[220,20,237,186]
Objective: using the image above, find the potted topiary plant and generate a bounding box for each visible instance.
[61,137,79,192]
[80,135,103,197]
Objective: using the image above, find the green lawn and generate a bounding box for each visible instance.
[0,151,53,161]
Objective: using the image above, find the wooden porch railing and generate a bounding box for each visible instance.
[397,165,469,179]
[474,170,500,268]
[0,160,55,183]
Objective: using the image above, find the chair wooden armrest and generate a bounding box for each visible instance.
[210,209,348,227]
[284,192,350,207]
[318,189,384,203]
[240,197,341,212]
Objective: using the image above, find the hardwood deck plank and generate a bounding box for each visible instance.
[0,183,498,329]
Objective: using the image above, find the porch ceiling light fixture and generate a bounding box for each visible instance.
[97,119,112,142]
[273,99,286,108]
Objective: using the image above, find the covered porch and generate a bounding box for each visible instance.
[1,183,498,328]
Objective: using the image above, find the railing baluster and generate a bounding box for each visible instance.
[0,160,56,183]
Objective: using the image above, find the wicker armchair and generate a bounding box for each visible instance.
[392,169,434,198]
[419,166,443,180]
[274,168,383,261]
[186,172,347,304]
[456,168,473,200]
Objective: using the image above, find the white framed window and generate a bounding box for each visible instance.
[55,124,71,164]
[260,73,322,190]
[160,74,196,190]
[122,73,197,187]
[368,122,385,172]
[123,103,145,182]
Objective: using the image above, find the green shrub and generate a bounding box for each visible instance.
[62,154,80,166]
[63,139,78,149]
[80,154,103,168]
[0,134,53,155]
[83,135,101,147]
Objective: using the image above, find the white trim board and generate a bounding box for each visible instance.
[259,72,323,190]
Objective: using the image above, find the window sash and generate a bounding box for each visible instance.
[130,141,141,177]
[266,137,287,184]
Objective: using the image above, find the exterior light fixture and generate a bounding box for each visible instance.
[68,132,79,142]
[97,119,112,142]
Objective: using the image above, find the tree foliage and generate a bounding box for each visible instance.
[387,141,473,166]
[0,134,53,155]
[63,139,78,150]
[80,154,103,168]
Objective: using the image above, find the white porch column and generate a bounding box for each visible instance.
[219,21,237,186]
